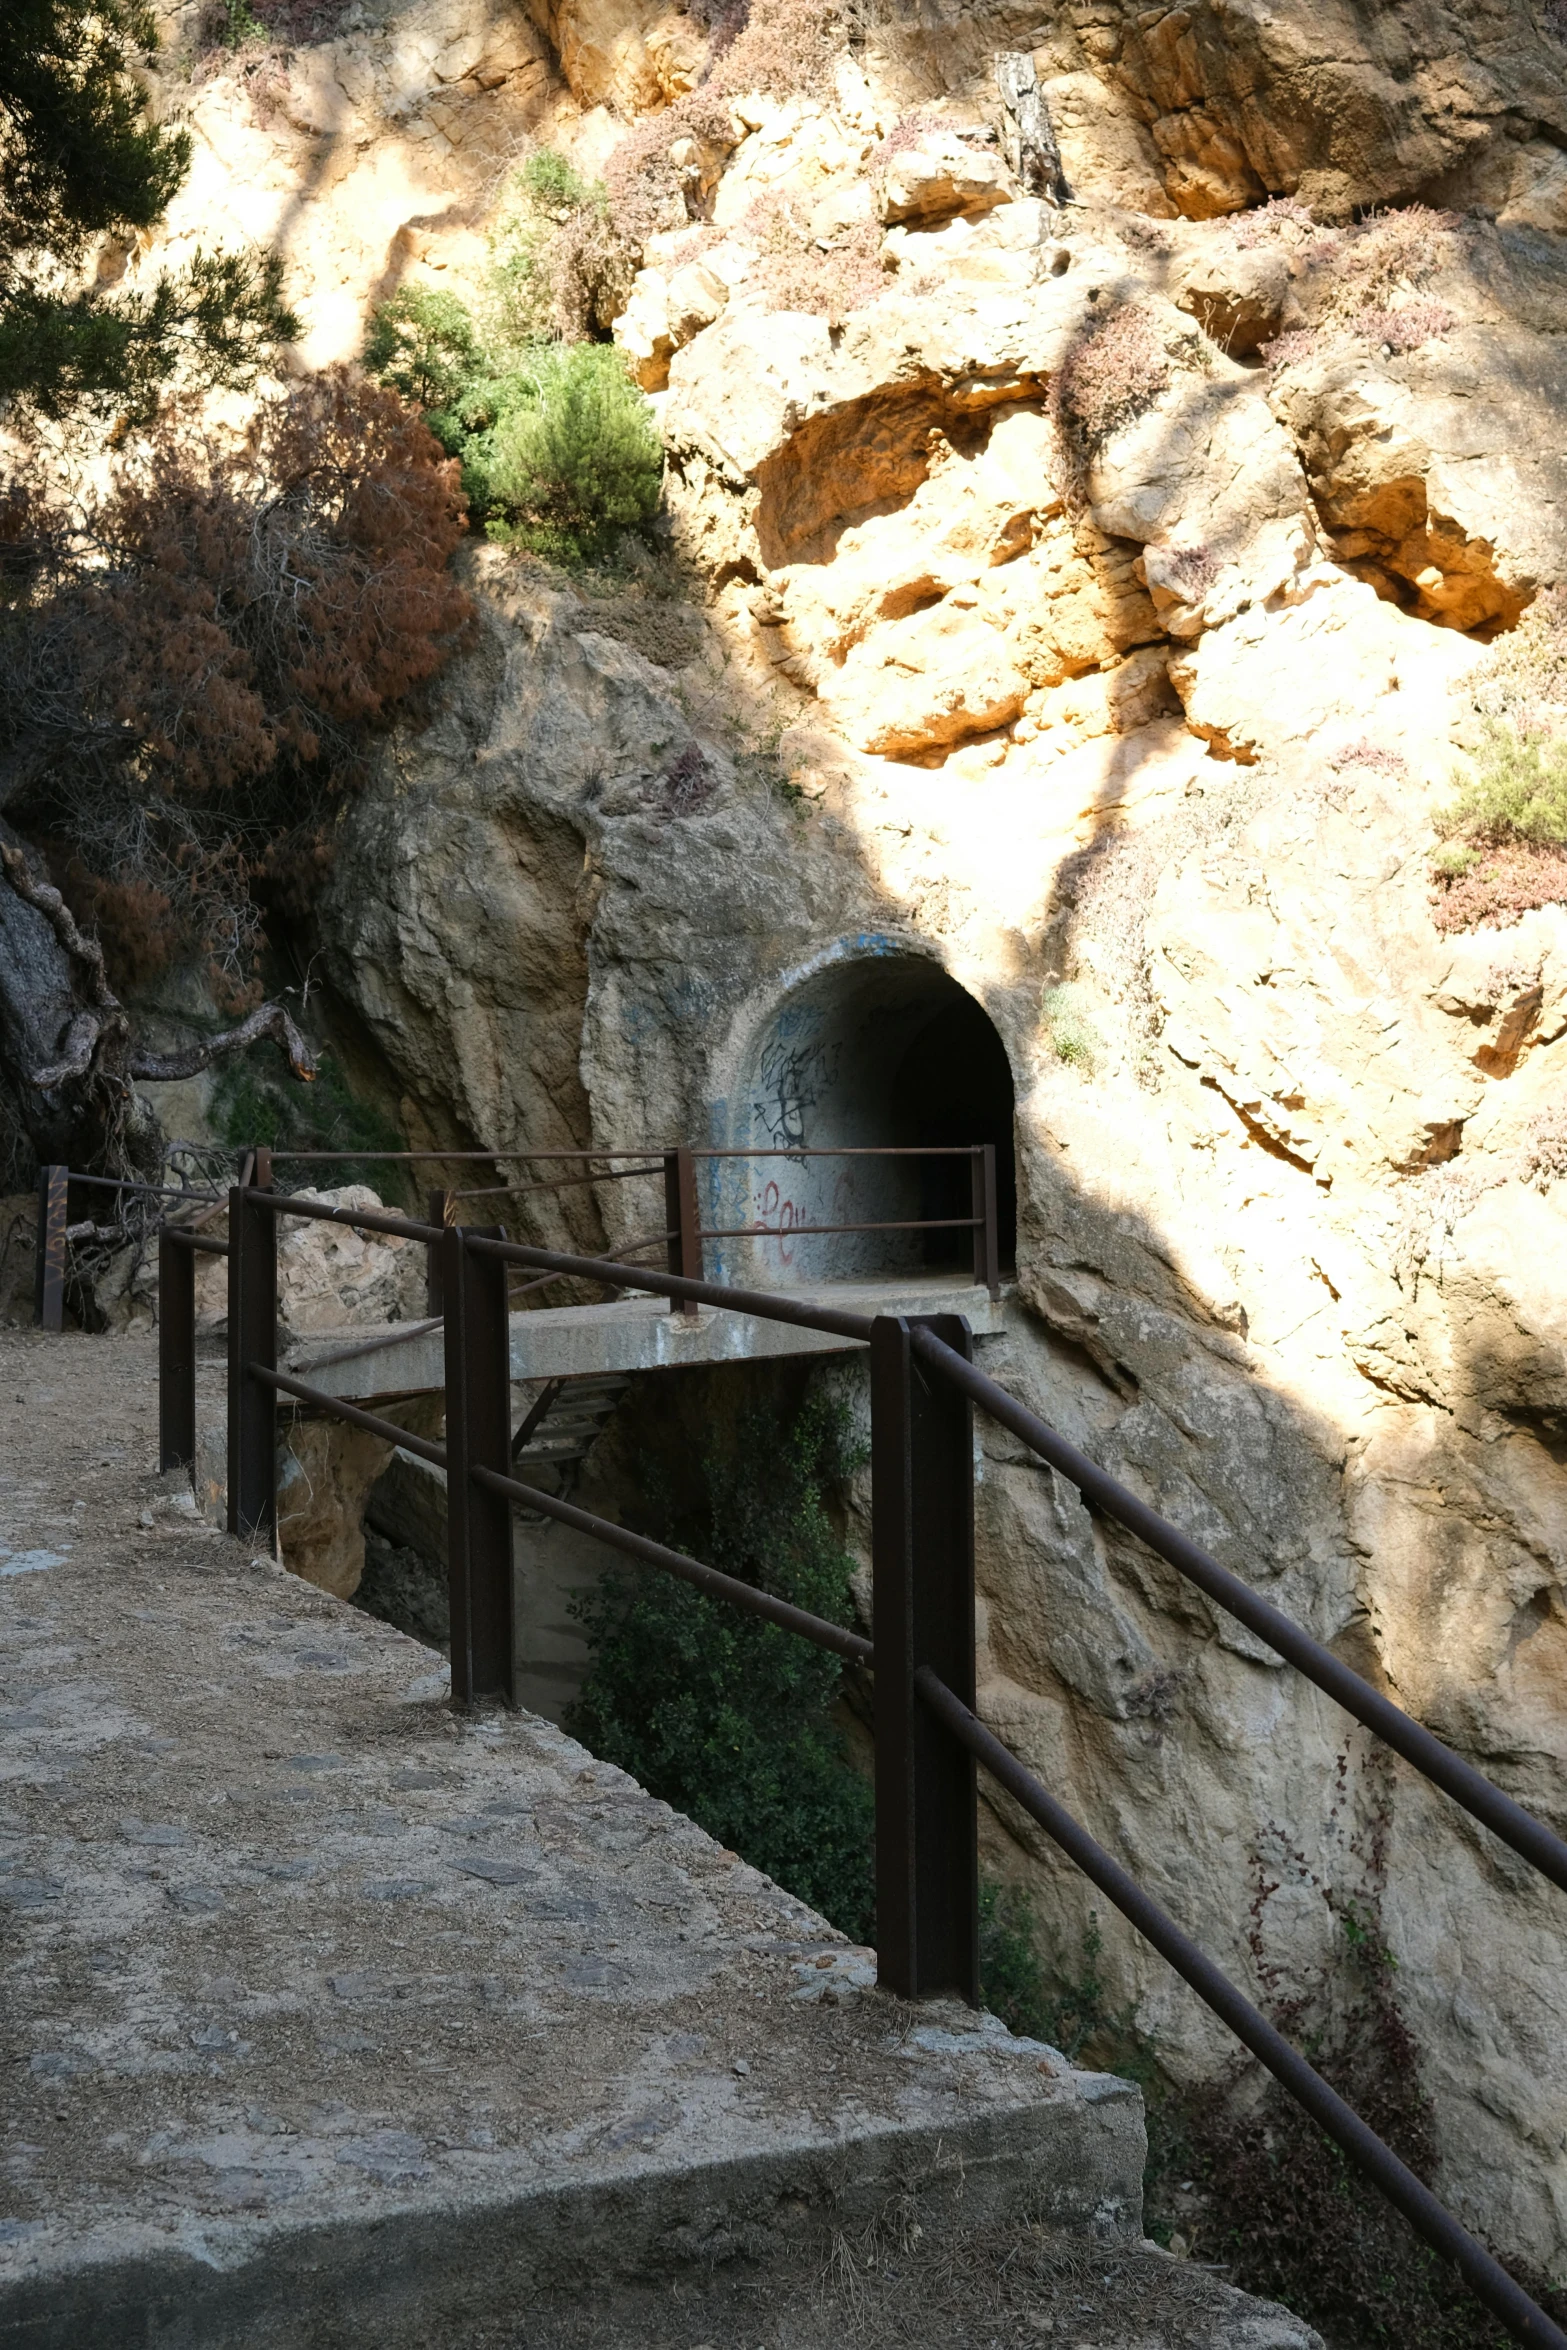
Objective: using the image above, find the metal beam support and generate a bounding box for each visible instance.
[158,1232,197,1474]
[871,1312,979,2004]
[442,1225,515,1710]
[664,1146,703,1316]
[971,1145,1000,1300]
[227,1187,277,1540]
[426,1188,451,1317]
[33,1164,67,1331]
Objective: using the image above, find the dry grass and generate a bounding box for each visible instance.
[1347,298,1456,353]
[1429,589,1567,929]
[1255,201,1462,371]
[1521,1104,1567,1191]
[601,0,849,260]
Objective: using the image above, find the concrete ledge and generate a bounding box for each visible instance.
[288,1278,1009,1401]
[1,2091,1140,2350]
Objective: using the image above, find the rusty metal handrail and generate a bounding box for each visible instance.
[697,1216,980,1240]
[914,1665,1567,2350]
[250,1365,449,1468]
[905,1325,1567,1903]
[462,1233,880,1344]
[469,1464,872,1665]
[162,1229,230,1258]
[163,1183,1565,2347]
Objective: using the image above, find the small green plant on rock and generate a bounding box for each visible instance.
[487,149,628,345]
[1431,589,1567,931]
[1041,982,1101,1072]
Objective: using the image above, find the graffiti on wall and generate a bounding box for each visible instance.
[752,1033,842,1148]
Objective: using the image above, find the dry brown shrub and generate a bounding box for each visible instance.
[1050,302,1208,457]
[601,0,847,262]
[1,369,470,993]
[1429,839,1567,933]
[741,192,885,322]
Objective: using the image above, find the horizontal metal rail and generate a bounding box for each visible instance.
[251,1365,449,1469]
[908,1326,1567,1900]
[293,1315,444,1372]
[162,1230,230,1258]
[698,1216,980,1240]
[691,1146,984,1158]
[914,1665,1567,2350]
[236,1187,440,1246]
[454,1166,662,1201]
[469,1464,873,1665]
[60,1172,231,1205]
[463,1234,879,1344]
[268,1149,509,1162]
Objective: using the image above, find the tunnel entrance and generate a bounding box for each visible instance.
[714,953,1016,1288]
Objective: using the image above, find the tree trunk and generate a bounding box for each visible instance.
[0,825,316,1179]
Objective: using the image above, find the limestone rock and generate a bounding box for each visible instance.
[1270,329,1567,630]
[878,135,1013,225]
[276,1187,428,1335]
[277,1417,395,1597]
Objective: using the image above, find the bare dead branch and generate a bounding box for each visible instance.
[129,1001,318,1083]
[30,1009,110,1089]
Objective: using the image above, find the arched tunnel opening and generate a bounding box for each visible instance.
[716,952,1017,1287]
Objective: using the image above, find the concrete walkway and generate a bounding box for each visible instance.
[1,1328,1319,2350]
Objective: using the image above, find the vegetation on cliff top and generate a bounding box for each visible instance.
[0,0,296,421]
[1,369,470,1002]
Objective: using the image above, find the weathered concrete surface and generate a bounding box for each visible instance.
[0,1327,1331,2350]
[0,1327,1136,2346]
[291,1274,1007,1402]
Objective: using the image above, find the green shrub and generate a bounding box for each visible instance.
[486,344,662,562]
[361,285,482,410]
[1442,722,1567,846]
[1041,982,1101,1071]
[362,288,662,559]
[568,1389,876,1942]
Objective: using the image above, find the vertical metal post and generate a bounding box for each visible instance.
[33,1164,68,1332]
[226,1186,277,1540]
[972,1144,1000,1300]
[871,1312,979,2004]
[442,1227,515,1710]
[253,1146,273,1194]
[158,1232,196,1475]
[426,1188,451,1317]
[664,1145,703,1316]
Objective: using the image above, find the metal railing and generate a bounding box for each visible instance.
[31,1163,1567,2345]
[33,1139,1002,1333]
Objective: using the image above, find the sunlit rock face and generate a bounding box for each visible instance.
[139,0,1567,2277]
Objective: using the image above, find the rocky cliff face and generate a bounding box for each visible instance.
[142,0,1567,2274]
